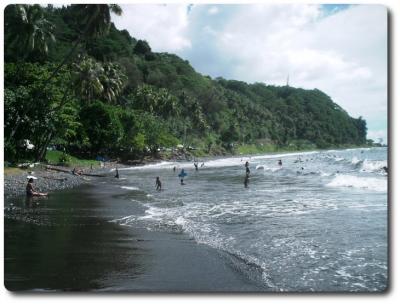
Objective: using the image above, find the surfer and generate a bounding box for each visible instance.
[382,166,388,174]
[173,166,176,172]
[115,168,119,178]
[194,162,199,171]
[201,162,205,167]
[278,159,282,166]
[155,176,162,190]
[26,178,48,197]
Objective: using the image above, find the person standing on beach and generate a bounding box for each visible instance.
[155,177,162,190]
[26,178,48,197]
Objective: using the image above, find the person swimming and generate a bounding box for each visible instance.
[155,176,162,190]
[278,159,282,166]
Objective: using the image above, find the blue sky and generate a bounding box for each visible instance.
[112,4,387,143]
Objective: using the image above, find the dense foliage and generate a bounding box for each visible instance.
[4,4,367,163]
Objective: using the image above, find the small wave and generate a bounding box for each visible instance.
[251,151,318,161]
[326,174,386,192]
[119,161,182,170]
[319,171,331,177]
[264,167,282,172]
[109,215,136,225]
[360,159,387,173]
[351,156,363,165]
[120,186,140,190]
[174,215,278,289]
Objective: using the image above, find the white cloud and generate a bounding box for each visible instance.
[112,4,191,52]
[208,6,219,15]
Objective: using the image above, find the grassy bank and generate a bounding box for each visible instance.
[45,151,100,167]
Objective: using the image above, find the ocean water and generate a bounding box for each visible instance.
[110,147,388,292]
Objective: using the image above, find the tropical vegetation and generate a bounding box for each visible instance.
[4,4,368,164]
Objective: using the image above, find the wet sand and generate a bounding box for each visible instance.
[4,182,264,292]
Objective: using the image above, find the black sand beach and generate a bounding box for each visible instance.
[4,180,264,292]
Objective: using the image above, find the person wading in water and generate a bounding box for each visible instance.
[155,176,162,191]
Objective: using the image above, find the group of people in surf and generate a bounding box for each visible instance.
[155,160,206,190]
[111,158,283,192]
[24,156,288,198]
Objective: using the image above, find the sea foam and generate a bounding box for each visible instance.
[360,159,387,173]
[327,174,386,192]
[120,186,140,190]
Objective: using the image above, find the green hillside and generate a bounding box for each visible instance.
[4,4,367,163]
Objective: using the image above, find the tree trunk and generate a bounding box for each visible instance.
[36,131,54,162]
[45,36,83,83]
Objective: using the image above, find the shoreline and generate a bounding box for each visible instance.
[3,145,380,199]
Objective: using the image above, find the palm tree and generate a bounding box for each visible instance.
[72,56,104,104]
[5,4,55,60]
[73,57,128,104]
[100,63,126,103]
[78,4,123,38]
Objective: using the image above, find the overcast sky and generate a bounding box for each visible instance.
[112,4,387,144]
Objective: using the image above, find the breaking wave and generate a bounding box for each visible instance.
[326,174,386,192]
